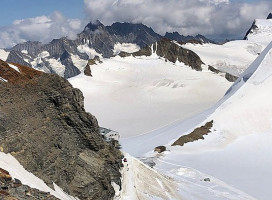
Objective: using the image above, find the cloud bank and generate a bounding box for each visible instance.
[84,0,272,40]
[0,0,271,48]
[0,11,84,48]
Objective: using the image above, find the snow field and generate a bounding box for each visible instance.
[69,54,231,138]
[122,42,272,200]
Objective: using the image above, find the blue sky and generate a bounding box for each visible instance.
[0,0,84,26]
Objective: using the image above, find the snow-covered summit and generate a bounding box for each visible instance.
[244,15,272,46]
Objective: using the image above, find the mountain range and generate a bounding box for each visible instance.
[1,20,214,78]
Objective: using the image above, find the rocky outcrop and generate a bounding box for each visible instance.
[84,56,102,76]
[172,121,213,146]
[225,72,238,82]
[267,13,272,19]
[0,168,58,200]
[118,38,203,71]
[154,146,166,153]
[208,65,221,74]
[0,60,123,200]
[208,65,238,82]
[154,38,203,70]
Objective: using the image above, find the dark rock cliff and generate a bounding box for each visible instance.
[119,38,203,71]
[0,60,123,200]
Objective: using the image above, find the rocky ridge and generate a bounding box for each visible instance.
[164,32,215,44]
[5,21,161,79]
[119,38,204,71]
[4,21,214,79]
[0,60,123,200]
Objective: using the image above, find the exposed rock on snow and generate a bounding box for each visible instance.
[118,38,204,71]
[172,121,213,146]
[83,56,102,76]
[0,59,123,200]
[154,146,166,153]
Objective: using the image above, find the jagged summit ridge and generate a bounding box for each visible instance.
[3,21,163,78]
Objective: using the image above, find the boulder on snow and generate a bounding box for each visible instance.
[203,178,211,182]
[154,146,166,153]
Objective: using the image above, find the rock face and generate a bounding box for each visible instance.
[155,38,203,70]
[5,21,161,78]
[267,13,272,19]
[0,60,123,200]
[172,121,213,146]
[165,32,215,44]
[118,38,204,71]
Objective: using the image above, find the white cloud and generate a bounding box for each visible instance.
[0,1,271,48]
[84,0,272,40]
[0,11,85,48]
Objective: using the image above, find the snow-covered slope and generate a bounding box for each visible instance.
[182,40,262,76]
[115,153,254,200]
[0,49,9,60]
[69,54,231,138]
[245,18,272,46]
[0,152,77,200]
[123,42,272,200]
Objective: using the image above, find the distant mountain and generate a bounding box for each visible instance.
[164,32,215,44]
[4,21,161,78]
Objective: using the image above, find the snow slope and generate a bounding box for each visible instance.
[123,42,272,200]
[0,49,9,61]
[69,54,231,137]
[246,19,272,46]
[114,153,255,200]
[182,40,262,76]
[0,152,78,200]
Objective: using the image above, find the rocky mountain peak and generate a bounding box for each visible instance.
[83,20,105,32]
[267,13,272,19]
